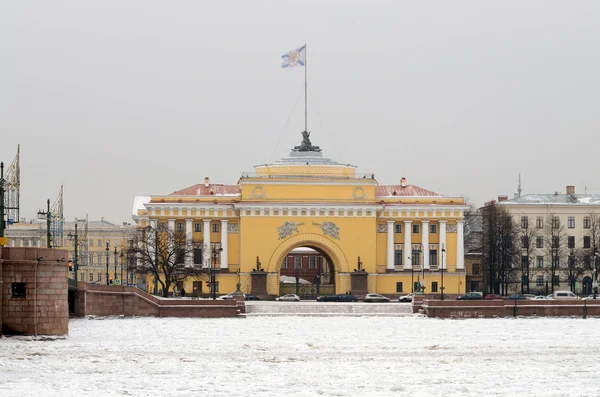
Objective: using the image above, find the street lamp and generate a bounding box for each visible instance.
[593,249,598,300]
[37,199,52,248]
[210,244,223,300]
[569,248,575,293]
[120,249,124,286]
[440,244,446,300]
[105,242,110,285]
[67,222,81,282]
[113,247,118,285]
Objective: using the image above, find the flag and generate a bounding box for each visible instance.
[281,45,306,68]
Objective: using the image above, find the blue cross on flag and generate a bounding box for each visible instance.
[281,45,306,68]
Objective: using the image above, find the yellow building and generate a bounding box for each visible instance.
[132,134,468,298]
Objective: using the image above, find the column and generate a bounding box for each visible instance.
[457,220,465,270]
[203,219,211,267]
[439,221,447,269]
[404,221,412,269]
[185,219,193,266]
[422,220,430,269]
[168,217,175,241]
[386,221,395,270]
[220,219,229,269]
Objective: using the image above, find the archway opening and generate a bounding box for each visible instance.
[279,246,336,299]
[583,276,592,296]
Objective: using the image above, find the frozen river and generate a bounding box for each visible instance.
[1,316,598,397]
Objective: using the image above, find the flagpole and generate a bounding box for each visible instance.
[304,43,307,132]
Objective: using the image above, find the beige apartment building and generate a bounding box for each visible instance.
[497,186,600,295]
[5,218,135,285]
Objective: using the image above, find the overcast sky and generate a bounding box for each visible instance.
[2,0,599,224]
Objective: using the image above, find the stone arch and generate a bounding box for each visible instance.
[267,233,350,274]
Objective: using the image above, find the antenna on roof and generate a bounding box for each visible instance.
[517,173,522,198]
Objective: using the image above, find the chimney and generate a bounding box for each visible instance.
[204,176,210,187]
[400,177,407,187]
[498,195,508,202]
[566,185,575,195]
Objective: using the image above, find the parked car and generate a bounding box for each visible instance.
[317,294,358,302]
[524,294,536,300]
[484,294,505,300]
[546,294,555,300]
[532,295,548,300]
[244,294,260,301]
[364,293,390,303]
[276,294,301,302]
[553,291,579,300]
[507,294,526,300]
[457,292,482,300]
[398,293,414,302]
[582,295,600,300]
[220,292,245,300]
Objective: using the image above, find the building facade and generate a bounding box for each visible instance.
[496,186,600,295]
[4,219,135,285]
[132,135,468,298]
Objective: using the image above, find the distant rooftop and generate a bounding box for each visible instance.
[499,194,600,205]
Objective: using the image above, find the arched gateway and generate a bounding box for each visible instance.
[132,132,468,299]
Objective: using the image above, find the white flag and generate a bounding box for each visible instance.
[281,45,306,68]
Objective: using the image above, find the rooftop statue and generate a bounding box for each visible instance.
[293,131,321,152]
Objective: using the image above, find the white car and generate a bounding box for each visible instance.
[582,295,600,300]
[398,293,414,302]
[364,293,390,303]
[276,294,301,302]
[531,295,547,300]
[220,292,245,300]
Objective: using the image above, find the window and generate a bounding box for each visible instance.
[194,223,202,232]
[536,275,544,286]
[536,256,544,268]
[212,224,219,233]
[396,282,403,293]
[412,224,419,234]
[12,283,26,298]
[568,217,575,229]
[281,258,287,269]
[430,224,437,234]
[536,236,543,248]
[568,255,575,268]
[89,273,94,282]
[32,240,37,247]
[472,263,480,275]
[89,239,94,247]
[552,275,560,286]
[395,224,402,233]
[411,251,420,267]
[193,249,202,265]
[309,256,317,270]
[552,256,559,268]
[568,236,575,249]
[521,236,529,248]
[413,282,420,292]
[552,216,560,228]
[294,256,302,269]
[522,275,529,285]
[521,256,528,267]
[176,249,185,264]
[584,216,591,229]
[176,223,184,232]
[521,216,528,229]
[394,249,402,266]
[536,217,544,229]
[24,240,29,247]
[584,256,591,269]
[98,239,102,247]
[429,250,438,267]
[431,282,438,292]
[80,272,84,281]
[584,236,591,249]
[552,236,559,248]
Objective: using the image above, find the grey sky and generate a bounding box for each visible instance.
[2,0,599,224]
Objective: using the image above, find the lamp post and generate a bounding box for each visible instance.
[120,249,124,286]
[440,244,446,300]
[211,244,223,300]
[593,249,598,300]
[113,247,118,285]
[105,242,110,285]
[37,199,52,248]
[569,248,575,293]
[67,222,80,281]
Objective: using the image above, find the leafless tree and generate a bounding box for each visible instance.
[481,203,519,295]
[544,213,567,294]
[130,223,205,297]
[518,215,538,294]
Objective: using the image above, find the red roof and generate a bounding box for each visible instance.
[169,184,241,196]
[376,185,440,197]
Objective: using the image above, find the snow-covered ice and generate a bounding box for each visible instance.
[1,316,599,397]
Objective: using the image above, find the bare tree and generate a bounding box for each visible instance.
[130,223,204,297]
[481,203,520,295]
[518,215,538,294]
[544,213,567,294]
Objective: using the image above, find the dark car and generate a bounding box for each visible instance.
[457,292,482,300]
[317,294,358,302]
[484,294,505,300]
[244,294,260,301]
